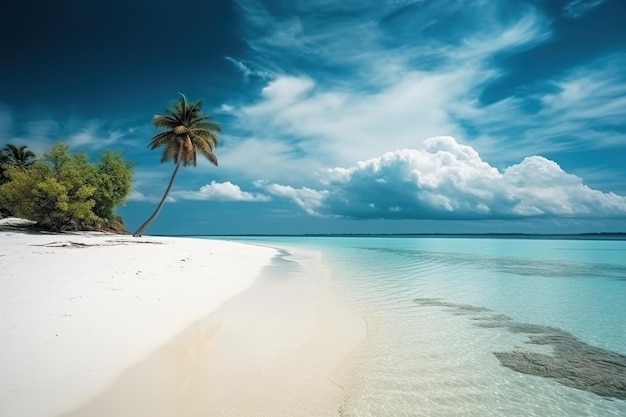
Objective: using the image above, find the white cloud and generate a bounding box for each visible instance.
[172,181,270,202]
[219,104,234,113]
[0,110,141,153]
[498,156,624,216]
[19,120,61,153]
[129,181,270,204]
[226,56,253,79]
[218,135,321,184]
[243,76,316,116]
[539,54,626,126]
[260,182,327,216]
[446,53,626,164]
[68,120,124,149]
[225,57,272,81]
[226,0,625,194]
[226,0,554,176]
[232,70,473,172]
[266,136,626,220]
[563,0,606,18]
[127,191,173,204]
[455,7,551,60]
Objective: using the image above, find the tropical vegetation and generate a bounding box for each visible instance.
[3,144,37,168]
[133,93,220,236]
[1,144,37,184]
[0,143,133,232]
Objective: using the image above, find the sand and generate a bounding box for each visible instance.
[0,229,275,417]
[0,226,365,417]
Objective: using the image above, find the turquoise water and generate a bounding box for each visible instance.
[223,236,626,416]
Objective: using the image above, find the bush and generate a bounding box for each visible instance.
[0,143,133,232]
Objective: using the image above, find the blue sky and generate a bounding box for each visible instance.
[2,0,626,235]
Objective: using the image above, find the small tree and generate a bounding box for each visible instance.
[93,150,133,220]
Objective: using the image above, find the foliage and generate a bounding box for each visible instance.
[2,144,37,168]
[149,93,220,167]
[133,93,220,236]
[0,151,8,186]
[93,150,133,219]
[0,143,133,231]
[1,144,37,185]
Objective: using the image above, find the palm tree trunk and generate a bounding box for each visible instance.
[133,159,182,237]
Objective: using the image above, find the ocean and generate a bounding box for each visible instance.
[223,236,626,416]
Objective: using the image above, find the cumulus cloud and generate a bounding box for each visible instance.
[260,182,327,216]
[265,136,626,220]
[127,191,173,204]
[172,181,271,202]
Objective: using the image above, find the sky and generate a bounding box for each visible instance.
[1,0,626,235]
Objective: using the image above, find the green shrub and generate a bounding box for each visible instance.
[0,143,133,231]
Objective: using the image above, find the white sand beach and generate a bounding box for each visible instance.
[0,225,365,417]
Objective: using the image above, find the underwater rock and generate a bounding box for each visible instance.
[494,326,626,400]
[414,297,626,400]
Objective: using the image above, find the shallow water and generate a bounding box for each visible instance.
[231,236,626,416]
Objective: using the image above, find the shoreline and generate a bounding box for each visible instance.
[0,232,366,417]
[0,231,276,417]
[60,243,366,417]
[217,245,366,416]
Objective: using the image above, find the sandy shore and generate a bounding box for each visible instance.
[0,230,276,417]
[0,229,365,417]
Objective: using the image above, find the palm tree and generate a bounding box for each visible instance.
[133,94,221,236]
[0,149,9,184]
[2,144,36,168]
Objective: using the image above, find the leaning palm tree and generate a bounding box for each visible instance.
[133,94,221,236]
[3,144,37,168]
